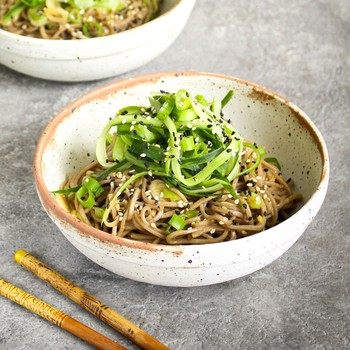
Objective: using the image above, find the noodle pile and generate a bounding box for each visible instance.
[59,145,302,245]
[0,0,159,39]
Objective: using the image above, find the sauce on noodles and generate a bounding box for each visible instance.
[54,89,302,245]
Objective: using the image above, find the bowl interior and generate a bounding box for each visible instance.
[39,73,325,210]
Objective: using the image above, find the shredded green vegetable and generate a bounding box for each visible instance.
[55,89,277,233]
[91,89,268,223]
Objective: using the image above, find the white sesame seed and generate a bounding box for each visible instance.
[140,153,147,157]
[122,119,126,124]
[210,229,216,234]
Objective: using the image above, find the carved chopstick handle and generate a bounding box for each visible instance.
[0,278,126,350]
[15,250,169,350]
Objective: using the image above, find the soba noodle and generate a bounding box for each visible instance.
[0,0,160,39]
[55,89,302,245]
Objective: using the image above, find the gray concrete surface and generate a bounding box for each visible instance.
[0,0,349,349]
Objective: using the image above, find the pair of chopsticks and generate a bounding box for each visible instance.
[0,249,169,350]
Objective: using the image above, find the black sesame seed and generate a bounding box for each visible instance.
[226,148,232,153]
[169,155,175,158]
[242,203,247,209]
[175,210,180,215]
[121,110,128,115]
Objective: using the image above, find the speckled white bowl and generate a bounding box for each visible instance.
[34,72,329,287]
[0,0,195,82]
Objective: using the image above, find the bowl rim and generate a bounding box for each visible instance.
[33,71,330,253]
[0,0,194,48]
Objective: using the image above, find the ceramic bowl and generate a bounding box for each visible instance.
[0,0,195,82]
[34,72,329,287]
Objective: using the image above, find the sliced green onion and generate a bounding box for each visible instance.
[28,6,47,26]
[95,0,126,11]
[69,0,95,10]
[156,95,175,121]
[185,210,199,218]
[175,89,191,111]
[82,21,103,38]
[180,136,195,152]
[1,2,26,26]
[168,214,187,231]
[94,207,105,218]
[195,95,209,106]
[162,188,180,202]
[21,0,45,8]
[68,8,83,24]
[76,187,95,209]
[221,90,234,108]
[265,157,281,171]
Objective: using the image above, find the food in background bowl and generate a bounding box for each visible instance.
[54,89,302,245]
[0,0,160,39]
[0,1,196,81]
[34,72,329,286]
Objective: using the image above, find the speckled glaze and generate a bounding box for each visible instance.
[34,72,329,287]
[0,0,195,82]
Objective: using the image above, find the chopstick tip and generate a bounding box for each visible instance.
[14,249,29,264]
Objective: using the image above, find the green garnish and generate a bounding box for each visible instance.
[57,89,270,229]
[168,214,187,231]
[265,157,282,171]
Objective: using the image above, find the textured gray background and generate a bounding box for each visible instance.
[0,0,349,349]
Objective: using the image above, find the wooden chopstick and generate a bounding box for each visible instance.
[14,250,169,350]
[0,278,126,350]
